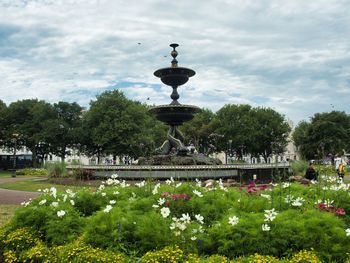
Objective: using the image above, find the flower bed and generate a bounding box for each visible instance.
[1,175,350,262]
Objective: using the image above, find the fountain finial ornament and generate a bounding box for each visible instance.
[170,43,178,68]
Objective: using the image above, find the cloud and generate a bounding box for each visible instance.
[0,0,349,126]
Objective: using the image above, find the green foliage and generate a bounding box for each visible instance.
[211,104,290,159]
[141,245,200,263]
[2,179,350,261]
[74,189,105,216]
[45,161,67,178]
[15,168,47,176]
[290,160,308,176]
[293,111,350,159]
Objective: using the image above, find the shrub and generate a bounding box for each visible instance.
[290,160,308,176]
[15,168,47,176]
[140,245,200,263]
[45,162,67,178]
[288,249,321,262]
[73,168,95,180]
[233,253,280,262]
[46,239,127,263]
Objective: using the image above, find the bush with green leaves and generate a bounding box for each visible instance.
[15,168,47,176]
[290,160,308,176]
[44,161,67,178]
[1,175,350,261]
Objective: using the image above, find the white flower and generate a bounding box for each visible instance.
[152,204,159,208]
[158,198,166,206]
[228,216,239,226]
[262,224,270,231]
[152,183,161,195]
[109,200,116,205]
[195,214,204,224]
[282,182,291,188]
[165,177,175,185]
[291,197,304,207]
[63,194,68,202]
[98,185,105,191]
[260,194,271,200]
[111,174,118,179]
[264,208,278,222]
[191,236,197,241]
[57,210,66,217]
[103,205,113,213]
[101,192,106,197]
[120,180,129,188]
[113,191,120,195]
[193,190,203,197]
[174,231,181,236]
[21,201,30,207]
[346,228,350,237]
[135,181,145,187]
[50,187,57,198]
[39,199,47,205]
[195,179,202,187]
[70,200,75,206]
[180,213,191,224]
[51,202,59,208]
[160,207,171,218]
[175,183,182,188]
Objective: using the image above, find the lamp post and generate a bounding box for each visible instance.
[11,133,19,178]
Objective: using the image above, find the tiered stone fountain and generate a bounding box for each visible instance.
[138,44,221,165]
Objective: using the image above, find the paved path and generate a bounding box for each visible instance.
[0,177,43,205]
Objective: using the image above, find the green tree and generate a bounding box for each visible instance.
[211,104,290,161]
[293,111,350,159]
[81,90,157,161]
[250,107,291,161]
[42,102,83,162]
[0,100,7,145]
[211,104,253,158]
[5,99,56,167]
[292,121,312,159]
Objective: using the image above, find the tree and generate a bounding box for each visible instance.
[211,104,290,161]
[293,111,350,160]
[292,121,312,159]
[81,90,157,161]
[5,99,56,167]
[250,107,291,161]
[180,108,215,153]
[42,102,83,162]
[0,100,7,145]
[211,104,254,158]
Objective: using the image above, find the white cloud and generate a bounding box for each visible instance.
[0,0,349,124]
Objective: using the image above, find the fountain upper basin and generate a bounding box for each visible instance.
[149,104,201,126]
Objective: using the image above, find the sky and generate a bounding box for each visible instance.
[0,0,349,126]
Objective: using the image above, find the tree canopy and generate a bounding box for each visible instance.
[293,111,350,159]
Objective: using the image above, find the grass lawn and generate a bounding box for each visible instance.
[0,204,19,226]
[0,179,94,192]
[0,170,11,178]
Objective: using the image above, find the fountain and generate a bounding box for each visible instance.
[138,44,221,165]
[67,44,290,182]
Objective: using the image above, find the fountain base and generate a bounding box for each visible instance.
[137,153,222,166]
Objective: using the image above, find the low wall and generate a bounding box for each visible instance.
[67,163,291,183]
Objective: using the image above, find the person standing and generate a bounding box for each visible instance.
[334,154,346,179]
